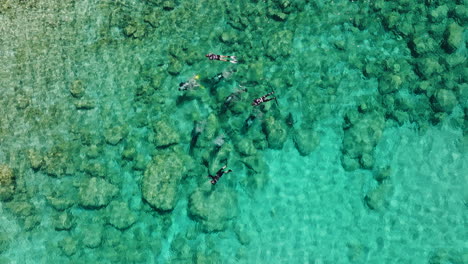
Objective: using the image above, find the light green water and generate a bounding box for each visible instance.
[0,0,466,263]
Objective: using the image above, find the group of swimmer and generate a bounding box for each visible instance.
[181,53,277,185]
[205,52,278,108]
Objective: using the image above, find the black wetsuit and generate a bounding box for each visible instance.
[209,168,232,185]
[252,91,275,106]
[207,53,221,60]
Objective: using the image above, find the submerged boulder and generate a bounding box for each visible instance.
[106,201,137,230]
[293,128,320,156]
[364,182,393,211]
[432,89,458,113]
[443,22,463,53]
[79,177,118,209]
[263,116,288,150]
[153,120,180,147]
[141,151,190,211]
[0,165,15,201]
[342,111,385,171]
[188,188,238,232]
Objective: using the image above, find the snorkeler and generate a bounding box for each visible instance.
[208,165,232,185]
[211,69,237,84]
[179,75,201,91]
[252,91,276,106]
[205,53,238,64]
[224,86,247,106]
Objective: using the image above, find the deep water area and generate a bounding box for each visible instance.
[0,0,467,263]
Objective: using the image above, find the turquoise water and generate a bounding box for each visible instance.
[0,0,466,263]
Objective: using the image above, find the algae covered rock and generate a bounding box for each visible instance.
[263,115,288,150]
[104,125,128,145]
[244,61,265,84]
[293,128,320,156]
[27,149,43,170]
[42,145,76,178]
[343,111,385,158]
[342,111,385,170]
[235,138,257,156]
[374,166,391,183]
[170,234,192,260]
[0,165,15,201]
[378,74,402,94]
[81,224,103,249]
[142,151,189,211]
[416,57,443,79]
[153,119,180,147]
[265,30,293,58]
[0,232,10,254]
[69,80,85,98]
[106,201,137,230]
[58,236,78,257]
[409,35,438,55]
[341,154,360,172]
[364,182,393,211]
[45,182,77,211]
[432,89,458,113]
[443,22,464,53]
[54,211,75,231]
[78,177,118,209]
[188,188,238,232]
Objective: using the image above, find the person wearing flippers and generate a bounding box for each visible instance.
[224,86,247,107]
[252,91,276,106]
[208,165,232,185]
[205,53,237,63]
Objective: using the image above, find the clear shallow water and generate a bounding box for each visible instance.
[0,0,466,263]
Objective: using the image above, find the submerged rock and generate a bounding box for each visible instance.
[432,89,458,113]
[54,211,75,231]
[188,188,238,232]
[104,125,128,145]
[141,151,189,211]
[342,111,385,170]
[265,30,293,59]
[235,138,257,156]
[69,80,85,98]
[106,201,137,230]
[443,22,463,53]
[293,128,320,156]
[364,183,393,211]
[0,165,15,201]
[263,116,288,150]
[81,224,103,249]
[79,177,118,209]
[58,236,78,257]
[0,232,10,254]
[153,119,180,147]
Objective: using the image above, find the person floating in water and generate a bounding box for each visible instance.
[224,86,247,106]
[179,75,201,91]
[208,165,232,185]
[252,91,276,106]
[205,53,237,63]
